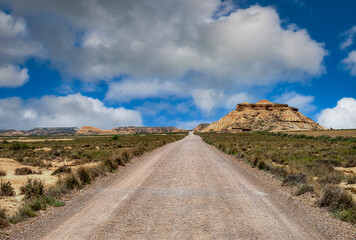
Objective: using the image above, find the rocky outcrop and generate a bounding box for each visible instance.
[77,126,185,135]
[193,124,210,131]
[1,126,184,136]
[0,127,78,136]
[201,100,326,132]
[27,127,79,135]
[77,126,118,135]
[113,127,183,134]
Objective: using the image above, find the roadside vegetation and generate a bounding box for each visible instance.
[0,133,186,227]
[198,131,356,224]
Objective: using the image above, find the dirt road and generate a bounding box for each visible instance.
[8,132,355,239]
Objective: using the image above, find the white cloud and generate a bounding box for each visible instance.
[341,51,356,76]
[0,93,142,130]
[340,26,356,50]
[0,11,43,88]
[273,92,316,113]
[0,64,29,87]
[318,98,356,129]
[226,92,255,109]
[3,1,326,87]
[192,89,224,114]
[0,11,42,64]
[106,79,188,102]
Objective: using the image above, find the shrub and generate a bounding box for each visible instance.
[20,178,45,199]
[121,150,131,163]
[293,185,314,196]
[27,197,47,211]
[112,135,119,140]
[60,173,82,191]
[51,165,72,175]
[0,180,15,196]
[0,218,10,229]
[15,167,33,175]
[88,167,103,179]
[102,158,118,172]
[0,170,6,176]
[112,154,125,166]
[76,167,92,185]
[10,142,29,151]
[9,205,36,224]
[0,208,6,219]
[282,173,307,187]
[317,185,354,207]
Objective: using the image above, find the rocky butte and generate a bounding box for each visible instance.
[201,99,326,132]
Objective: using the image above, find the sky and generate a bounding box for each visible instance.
[0,0,355,130]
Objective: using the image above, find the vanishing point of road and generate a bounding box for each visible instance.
[8,132,355,239]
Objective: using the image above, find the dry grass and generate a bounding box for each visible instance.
[0,133,187,227]
[198,132,356,224]
[288,129,356,138]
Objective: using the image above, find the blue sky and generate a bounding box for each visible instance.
[0,0,355,130]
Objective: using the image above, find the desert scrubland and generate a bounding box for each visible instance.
[198,131,356,224]
[0,133,186,228]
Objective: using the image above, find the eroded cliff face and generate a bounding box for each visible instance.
[201,100,326,132]
[113,127,183,134]
[77,126,184,135]
[193,124,210,131]
[77,126,118,135]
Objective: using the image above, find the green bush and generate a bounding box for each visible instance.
[15,167,33,175]
[0,180,15,196]
[20,178,45,199]
[112,135,119,140]
[10,141,29,150]
[76,167,92,185]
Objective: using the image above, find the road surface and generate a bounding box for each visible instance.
[8,132,355,239]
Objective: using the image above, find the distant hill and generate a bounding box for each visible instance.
[0,127,79,136]
[193,124,210,131]
[113,126,183,134]
[0,126,185,136]
[198,99,326,133]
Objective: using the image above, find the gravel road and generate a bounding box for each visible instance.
[7,132,355,239]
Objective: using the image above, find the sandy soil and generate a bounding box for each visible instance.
[5,133,356,239]
[288,129,356,138]
[0,158,58,215]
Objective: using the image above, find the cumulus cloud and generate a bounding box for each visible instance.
[0,64,29,87]
[0,11,42,87]
[0,11,42,64]
[106,80,188,102]
[273,92,316,113]
[341,51,356,76]
[340,26,356,50]
[318,98,356,129]
[0,93,142,130]
[192,89,224,114]
[3,1,326,86]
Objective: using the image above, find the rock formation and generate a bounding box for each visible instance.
[201,99,326,132]
[0,126,185,136]
[76,126,118,135]
[193,124,210,131]
[77,126,184,135]
[113,127,183,134]
[0,127,79,136]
